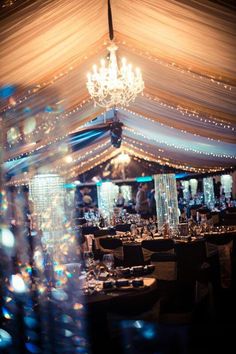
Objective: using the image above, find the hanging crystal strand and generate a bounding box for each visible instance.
[1,117,33,353]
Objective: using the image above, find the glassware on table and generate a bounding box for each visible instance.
[137,226,143,238]
[149,223,157,236]
[130,224,137,236]
[83,251,94,270]
[93,260,101,279]
[102,254,114,271]
[195,225,201,236]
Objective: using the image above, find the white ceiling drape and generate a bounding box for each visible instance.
[1,0,235,178]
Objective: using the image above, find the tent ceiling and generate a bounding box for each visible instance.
[1,0,236,181]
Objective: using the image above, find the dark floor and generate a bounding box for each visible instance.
[99,287,236,354]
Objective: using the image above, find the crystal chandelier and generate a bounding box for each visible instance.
[86,1,144,109]
[113,152,131,165]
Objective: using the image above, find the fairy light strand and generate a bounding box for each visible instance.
[116,39,235,90]
[142,93,235,133]
[0,41,106,115]
[124,126,236,160]
[1,36,234,117]
[122,139,227,173]
[4,140,111,186]
[5,103,103,162]
[6,92,235,150]
[4,98,95,148]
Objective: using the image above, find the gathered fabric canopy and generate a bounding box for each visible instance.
[1,0,236,183]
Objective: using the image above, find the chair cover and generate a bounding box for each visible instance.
[141,239,175,263]
[206,240,233,288]
[151,260,177,281]
[97,237,124,260]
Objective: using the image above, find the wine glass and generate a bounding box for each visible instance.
[130,224,137,236]
[102,254,114,271]
[137,226,143,238]
[149,223,157,237]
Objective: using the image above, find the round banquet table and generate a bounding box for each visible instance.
[84,277,158,354]
[84,277,157,308]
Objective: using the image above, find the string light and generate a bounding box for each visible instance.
[0,40,107,114]
[4,140,112,186]
[2,35,234,117]
[5,92,234,150]
[5,106,100,162]
[70,151,116,177]
[124,145,205,172]
[4,99,95,148]
[5,92,234,152]
[52,140,111,173]
[142,93,235,134]
[122,139,227,173]
[5,137,228,187]
[121,106,235,140]
[116,38,235,91]
[8,97,233,158]
[1,39,234,153]
[124,126,236,160]
[6,112,58,146]
[62,145,116,176]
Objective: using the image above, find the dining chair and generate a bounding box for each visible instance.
[115,224,131,232]
[158,239,215,325]
[205,234,234,290]
[97,237,124,266]
[93,228,116,237]
[141,239,175,264]
[82,225,99,235]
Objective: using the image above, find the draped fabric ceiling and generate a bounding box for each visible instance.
[1,0,236,184]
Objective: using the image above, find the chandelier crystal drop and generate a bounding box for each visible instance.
[86,42,144,109]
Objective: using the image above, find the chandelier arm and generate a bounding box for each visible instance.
[108,0,114,41]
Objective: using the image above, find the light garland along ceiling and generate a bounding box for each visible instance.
[1,0,236,182]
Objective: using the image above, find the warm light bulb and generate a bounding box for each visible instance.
[64,155,73,163]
